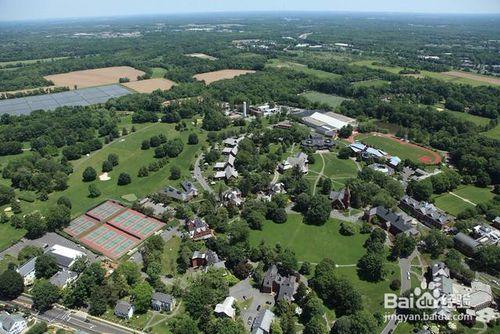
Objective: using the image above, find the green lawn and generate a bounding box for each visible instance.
[0,224,26,252]
[433,193,475,216]
[444,110,492,126]
[161,236,181,276]
[266,59,341,79]
[483,124,500,140]
[300,91,349,109]
[357,134,437,163]
[352,79,389,88]
[151,67,167,78]
[249,213,368,264]
[0,57,68,67]
[17,120,205,217]
[452,185,495,204]
[322,152,358,179]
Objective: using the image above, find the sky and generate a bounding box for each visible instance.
[0,0,499,21]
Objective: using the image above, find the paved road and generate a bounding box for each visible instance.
[193,153,213,194]
[5,295,138,334]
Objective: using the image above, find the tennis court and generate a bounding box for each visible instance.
[107,209,164,240]
[86,200,126,222]
[64,215,99,237]
[79,224,140,260]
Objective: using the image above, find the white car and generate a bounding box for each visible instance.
[407,272,411,280]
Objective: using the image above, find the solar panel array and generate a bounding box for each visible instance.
[0,84,131,115]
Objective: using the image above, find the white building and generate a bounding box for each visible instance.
[214,296,236,318]
[16,257,36,286]
[47,244,85,269]
[0,312,27,334]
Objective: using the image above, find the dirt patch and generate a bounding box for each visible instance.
[44,66,145,89]
[122,78,176,93]
[193,69,256,85]
[186,53,218,61]
[99,172,111,181]
[442,71,500,85]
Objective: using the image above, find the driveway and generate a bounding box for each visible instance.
[229,278,275,330]
[193,153,213,193]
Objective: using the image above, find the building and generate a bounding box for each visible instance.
[214,296,236,318]
[151,292,175,312]
[115,301,134,319]
[300,134,335,150]
[214,165,239,180]
[16,257,36,286]
[269,182,286,196]
[49,269,78,289]
[364,206,418,236]
[329,188,350,210]
[191,250,225,269]
[0,312,27,334]
[250,104,280,117]
[162,180,198,202]
[349,142,388,160]
[453,233,480,257]
[261,264,298,303]
[262,264,280,293]
[368,163,394,175]
[278,152,308,174]
[302,111,357,136]
[277,276,297,303]
[222,189,244,207]
[472,224,500,246]
[186,218,214,241]
[251,309,275,334]
[399,196,450,229]
[493,216,500,229]
[46,244,85,269]
[139,198,169,218]
[274,120,293,129]
[453,280,496,311]
[388,156,402,168]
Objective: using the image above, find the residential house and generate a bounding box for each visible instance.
[493,216,500,229]
[399,196,450,229]
[453,233,480,257]
[278,152,308,174]
[364,206,418,236]
[191,250,225,269]
[214,165,239,180]
[214,296,236,318]
[251,309,275,334]
[16,257,37,286]
[186,218,214,241]
[277,276,297,303]
[262,264,281,293]
[274,120,293,129]
[261,265,298,303]
[300,134,335,150]
[329,188,350,210]
[162,180,198,202]
[49,269,78,289]
[0,312,26,334]
[388,156,402,168]
[269,182,286,196]
[151,292,175,312]
[222,189,244,207]
[114,301,134,319]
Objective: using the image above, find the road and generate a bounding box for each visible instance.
[4,295,138,334]
[193,153,213,194]
[380,249,419,334]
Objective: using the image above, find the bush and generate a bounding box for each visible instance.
[390,279,401,291]
[117,173,132,185]
[82,167,97,182]
[170,166,181,180]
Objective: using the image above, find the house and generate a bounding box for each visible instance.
[453,233,480,257]
[251,309,275,334]
[269,182,286,195]
[49,269,78,289]
[364,206,418,236]
[214,296,236,318]
[329,188,350,210]
[214,165,239,180]
[46,244,85,269]
[114,300,134,319]
[278,152,308,174]
[186,218,214,241]
[139,198,169,218]
[222,189,244,206]
[261,265,298,303]
[151,292,175,312]
[222,146,238,156]
[493,216,500,229]
[274,120,293,129]
[429,262,453,298]
[300,134,335,150]
[277,275,297,303]
[399,196,450,229]
[223,138,240,147]
[0,312,27,334]
[191,250,225,269]
[162,180,198,202]
[261,264,280,293]
[16,257,37,286]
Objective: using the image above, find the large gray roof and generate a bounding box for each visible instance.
[17,257,36,277]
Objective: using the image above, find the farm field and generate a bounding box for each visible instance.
[442,71,500,86]
[186,53,217,60]
[0,224,26,251]
[249,213,368,264]
[300,91,349,109]
[357,133,441,164]
[150,67,167,78]
[123,78,176,93]
[193,69,256,84]
[18,120,205,217]
[266,59,341,79]
[433,193,475,216]
[44,66,145,89]
[444,110,491,126]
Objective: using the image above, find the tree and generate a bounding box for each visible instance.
[320,178,332,195]
[304,316,328,334]
[338,147,352,159]
[141,140,151,150]
[89,286,110,316]
[18,245,43,263]
[117,262,141,286]
[391,233,416,258]
[188,133,199,145]
[331,311,377,334]
[82,167,97,182]
[88,183,101,198]
[170,166,181,180]
[233,262,252,279]
[45,204,71,231]
[108,153,119,166]
[300,262,312,275]
[422,230,450,259]
[0,185,15,205]
[102,160,113,172]
[0,269,24,299]
[302,294,324,323]
[305,195,331,225]
[35,254,59,279]
[474,245,500,276]
[390,279,401,291]
[357,253,385,282]
[169,315,200,334]
[117,172,131,185]
[57,196,72,209]
[32,280,60,311]
[25,322,47,334]
[338,125,353,139]
[138,166,149,177]
[295,193,311,213]
[24,212,47,239]
[407,180,433,201]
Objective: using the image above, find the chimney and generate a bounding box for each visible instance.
[243,101,247,118]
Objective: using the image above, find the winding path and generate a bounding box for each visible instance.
[312,152,326,195]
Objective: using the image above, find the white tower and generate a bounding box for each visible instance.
[243,102,247,118]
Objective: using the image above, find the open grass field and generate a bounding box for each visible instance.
[193,69,256,84]
[249,213,368,264]
[44,66,145,89]
[357,133,441,164]
[266,59,341,79]
[433,193,475,216]
[352,79,390,88]
[161,235,181,276]
[452,185,495,204]
[351,60,499,87]
[483,124,500,140]
[444,110,491,126]
[0,56,68,67]
[0,224,26,251]
[150,67,167,78]
[17,119,205,217]
[185,53,217,61]
[300,91,349,109]
[123,78,176,93]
